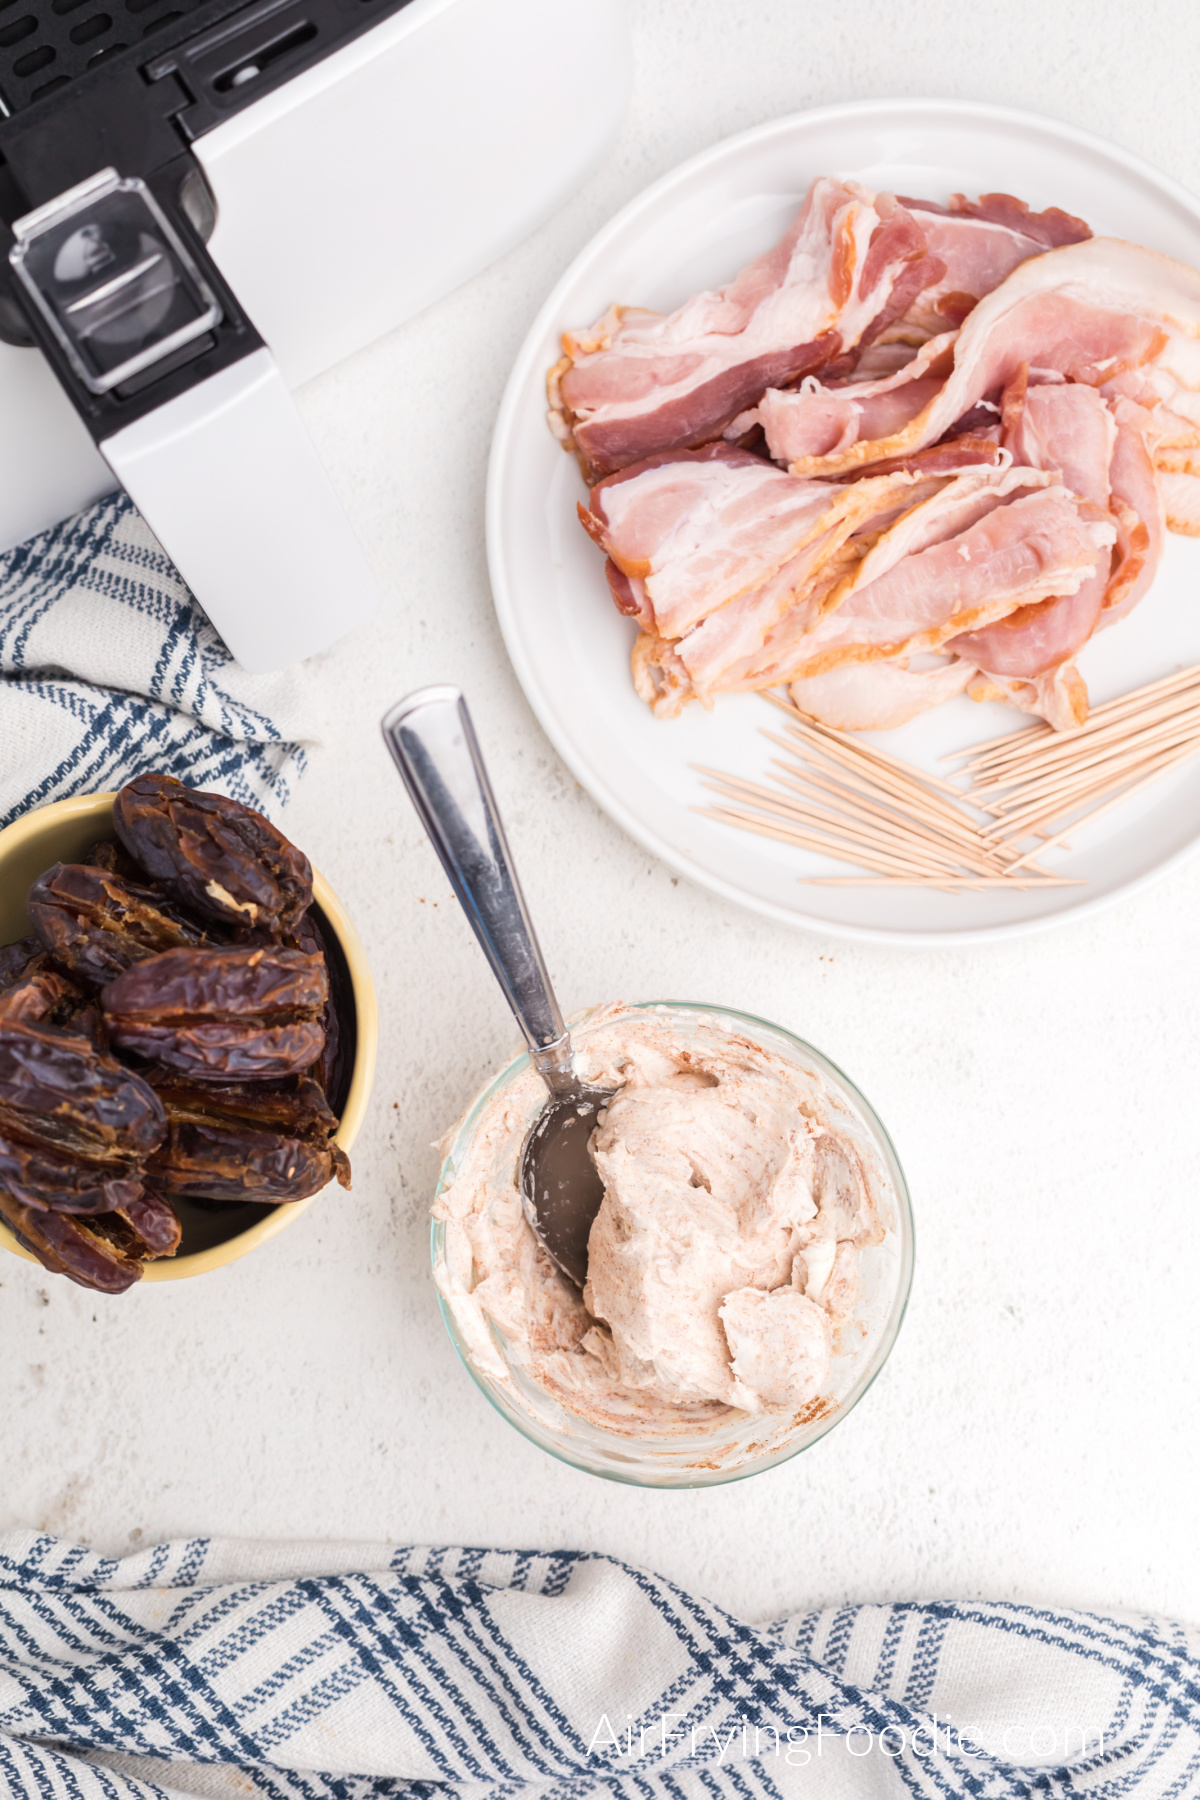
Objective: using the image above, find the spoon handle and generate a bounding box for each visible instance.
[382,686,576,1089]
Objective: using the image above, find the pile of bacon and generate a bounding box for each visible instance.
[548,179,1200,732]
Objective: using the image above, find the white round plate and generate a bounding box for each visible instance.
[487,98,1200,944]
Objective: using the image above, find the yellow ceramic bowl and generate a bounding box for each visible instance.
[0,792,377,1282]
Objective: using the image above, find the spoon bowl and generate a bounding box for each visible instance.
[519,1080,614,1288]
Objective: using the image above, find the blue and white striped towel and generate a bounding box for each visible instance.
[1,1533,1197,1800]
[0,494,320,829]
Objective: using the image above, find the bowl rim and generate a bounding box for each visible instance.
[430,999,915,1488]
[0,791,378,1283]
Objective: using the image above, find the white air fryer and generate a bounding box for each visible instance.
[0,0,630,670]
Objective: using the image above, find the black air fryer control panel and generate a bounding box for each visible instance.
[0,0,413,437]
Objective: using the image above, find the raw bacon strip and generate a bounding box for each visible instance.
[638,527,925,715]
[733,332,957,464]
[892,193,1092,336]
[625,469,973,716]
[786,485,1116,678]
[625,465,1053,714]
[932,192,1092,248]
[786,656,979,730]
[968,663,1090,731]
[828,434,1004,480]
[580,445,840,638]
[672,531,845,701]
[783,238,1200,481]
[1001,380,1116,504]
[580,443,924,641]
[629,476,1110,717]
[1097,396,1163,622]
[632,632,693,718]
[948,572,1108,677]
[825,463,1056,588]
[944,381,1119,675]
[550,179,944,480]
[1159,471,1200,534]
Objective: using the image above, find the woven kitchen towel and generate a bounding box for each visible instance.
[0,492,321,829]
[1,1534,1198,1800]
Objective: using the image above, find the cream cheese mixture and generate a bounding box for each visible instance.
[433,1004,890,1442]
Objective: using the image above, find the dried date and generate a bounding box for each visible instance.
[0,976,106,1049]
[105,945,327,1017]
[116,1186,181,1258]
[0,1132,144,1213]
[116,1021,325,1083]
[113,773,312,936]
[150,1072,351,1192]
[28,862,207,986]
[0,937,44,988]
[147,1116,343,1203]
[0,943,103,1036]
[291,910,348,1104]
[0,1184,180,1293]
[102,946,327,1081]
[83,836,145,881]
[0,967,85,1027]
[0,1018,166,1164]
[150,1071,337,1135]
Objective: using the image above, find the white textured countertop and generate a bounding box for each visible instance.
[4,0,1199,1626]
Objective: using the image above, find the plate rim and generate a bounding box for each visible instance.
[487,94,1200,946]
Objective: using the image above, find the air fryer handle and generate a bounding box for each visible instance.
[1,155,377,674]
[99,346,378,673]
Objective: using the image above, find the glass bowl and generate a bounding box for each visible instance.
[431,1001,913,1488]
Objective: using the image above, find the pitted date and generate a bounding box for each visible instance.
[111,1015,325,1080]
[0,974,106,1049]
[0,937,44,988]
[150,1072,339,1136]
[111,1020,326,1082]
[0,943,102,1036]
[116,1187,181,1257]
[113,773,312,936]
[291,911,347,1103]
[0,1184,180,1293]
[150,1073,351,1193]
[84,837,145,881]
[147,1117,342,1203]
[0,967,85,1027]
[0,1191,140,1292]
[0,1018,167,1163]
[103,946,327,1081]
[0,1131,144,1213]
[29,862,207,985]
[104,945,327,1018]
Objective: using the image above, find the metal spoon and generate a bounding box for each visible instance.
[381,686,612,1289]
